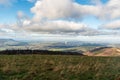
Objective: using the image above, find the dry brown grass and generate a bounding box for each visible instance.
[0,55,119,80]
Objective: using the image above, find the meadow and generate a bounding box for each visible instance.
[0,55,120,80]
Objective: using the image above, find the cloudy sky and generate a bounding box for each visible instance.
[0,0,120,43]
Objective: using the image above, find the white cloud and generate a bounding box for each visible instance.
[101,20,120,29]
[31,0,120,21]
[108,0,120,19]
[1,28,14,33]
[24,20,98,35]
[30,0,103,22]
[0,24,16,38]
[22,0,120,35]
[1,0,120,37]
[17,11,32,27]
[31,0,75,21]
[27,0,102,35]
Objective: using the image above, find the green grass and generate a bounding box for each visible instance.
[0,55,120,80]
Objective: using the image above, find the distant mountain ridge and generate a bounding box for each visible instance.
[1,39,120,56]
[0,39,15,42]
[0,39,28,47]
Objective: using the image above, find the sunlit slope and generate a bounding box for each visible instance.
[85,47,120,56]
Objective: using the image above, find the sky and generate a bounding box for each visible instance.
[0,0,120,43]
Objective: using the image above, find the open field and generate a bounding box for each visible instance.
[0,55,120,80]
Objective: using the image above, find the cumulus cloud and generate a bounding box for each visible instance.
[26,0,102,35]
[97,0,120,20]
[13,10,98,35]
[79,0,120,20]
[101,20,120,29]
[6,0,96,35]
[31,0,74,21]
[17,11,31,27]
[28,0,120,34]
[30,0,120,22]
[0,24,16,37]
[23,20,98,35]
[1,0,120,37]
[30,0,103,22]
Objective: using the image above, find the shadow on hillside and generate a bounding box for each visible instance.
[0,50,84,55]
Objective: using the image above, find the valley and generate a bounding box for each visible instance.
[1,39,120,56]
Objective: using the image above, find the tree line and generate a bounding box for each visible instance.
[0,49,84,55]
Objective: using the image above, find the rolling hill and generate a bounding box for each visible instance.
[84,47,120,56]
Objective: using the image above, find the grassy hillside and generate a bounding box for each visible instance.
[85,47,120,56]
[0,55,120,80]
